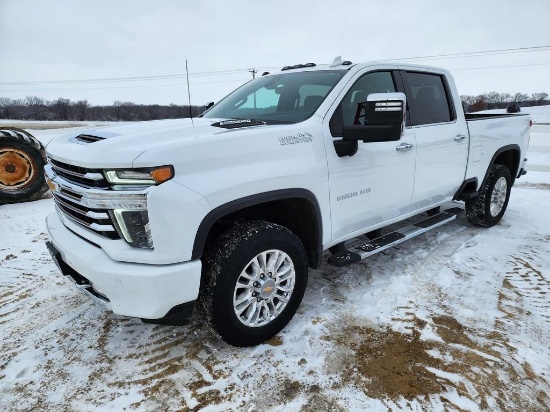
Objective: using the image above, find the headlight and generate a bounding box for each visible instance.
[104,166,174,188]
[102,166,173,248]
[110,209,153,249]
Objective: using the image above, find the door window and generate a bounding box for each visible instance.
[330,71,396,136]
[405,72,454,125]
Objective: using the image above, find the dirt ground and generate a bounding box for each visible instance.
[1,187,549,411]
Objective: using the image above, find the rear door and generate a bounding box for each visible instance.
[401,71,468,206]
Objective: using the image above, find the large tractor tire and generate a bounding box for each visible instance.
[0,127,49,205]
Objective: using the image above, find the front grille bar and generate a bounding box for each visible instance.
[48,158,108,188]
[45,162,148,242]
[52,192,118,238]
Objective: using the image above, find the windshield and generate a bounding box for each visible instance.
[203,70,346,124]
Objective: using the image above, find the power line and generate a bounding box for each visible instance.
[1,61,548,94]
[1,45,547,87]
[0,78,251,93]
[378,45,550,62]
[449,62,550,71]
[0,68,271,86]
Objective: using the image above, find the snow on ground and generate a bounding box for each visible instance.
[1,125,549,411]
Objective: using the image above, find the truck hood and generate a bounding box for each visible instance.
[45,118,260,168]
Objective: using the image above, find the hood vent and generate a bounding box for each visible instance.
[73,134,105,143]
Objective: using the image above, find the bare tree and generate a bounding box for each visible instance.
[0,97,13,119]
[512,93,529,106]
[25,96,49,120]
[469,94,488,112]
[531,92,549,106]
[485,92,500,109]
[460,95,476,111]
[51,98,71,120]
[73,100,89,121]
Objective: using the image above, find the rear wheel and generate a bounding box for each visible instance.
[199,220,308,347]
[465,164,511,227]
[0,128,48,204]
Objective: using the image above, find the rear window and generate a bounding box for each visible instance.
[406,72,454,125]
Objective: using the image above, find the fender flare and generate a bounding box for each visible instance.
[191,188,323,268]
[478,144,521,191]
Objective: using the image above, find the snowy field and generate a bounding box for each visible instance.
[1,122,550,411]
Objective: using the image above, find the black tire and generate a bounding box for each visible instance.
[465,164,511,227]
[0,128,48,205]
[199,220,308,347]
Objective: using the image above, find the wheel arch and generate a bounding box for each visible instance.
[192,189,323,269]
[479,144,521,190]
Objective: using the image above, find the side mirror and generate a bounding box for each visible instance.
[343,92,406,143]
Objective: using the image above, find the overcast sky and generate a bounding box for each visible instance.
[1,0,549,106]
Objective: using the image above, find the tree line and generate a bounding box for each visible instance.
[460,92,548,113]
[0,92,548,121]
[0,96,208,121]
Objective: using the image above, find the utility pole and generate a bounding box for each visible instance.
[249,68,257,109]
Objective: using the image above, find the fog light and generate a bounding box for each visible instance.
[110,209,153,249]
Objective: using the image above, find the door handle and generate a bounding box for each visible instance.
[454,134,467,142]
[396,143,414,152]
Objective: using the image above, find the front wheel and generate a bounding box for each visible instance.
[199,221,308,347]
[465,164,511,227]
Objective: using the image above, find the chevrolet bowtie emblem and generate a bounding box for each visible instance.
[46,177,57,192]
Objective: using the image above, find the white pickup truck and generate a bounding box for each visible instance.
[44,59,530,346]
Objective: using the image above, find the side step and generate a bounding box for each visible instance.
[327,208,463,267]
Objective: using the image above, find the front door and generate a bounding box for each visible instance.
[324,70,416,241]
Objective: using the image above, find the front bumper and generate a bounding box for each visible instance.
[46,212,202,320]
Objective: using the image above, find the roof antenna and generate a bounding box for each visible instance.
[330,56,343,67]
[186,59,194,127]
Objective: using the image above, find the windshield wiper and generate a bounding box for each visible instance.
[211,119,266,129]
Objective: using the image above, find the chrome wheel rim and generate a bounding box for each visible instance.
[233,249,295,328]
[490,176,507,217]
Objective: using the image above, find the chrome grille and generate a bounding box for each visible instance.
[48,158,108,188]
[53,193,120,240]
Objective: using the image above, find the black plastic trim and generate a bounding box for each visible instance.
[414,213,453,228]
[327,250,361,267]
[480,144,521,190]
[465,113,530,121]
[453,177,478,200]
[191,189,323,269]
[141,301,196,326]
